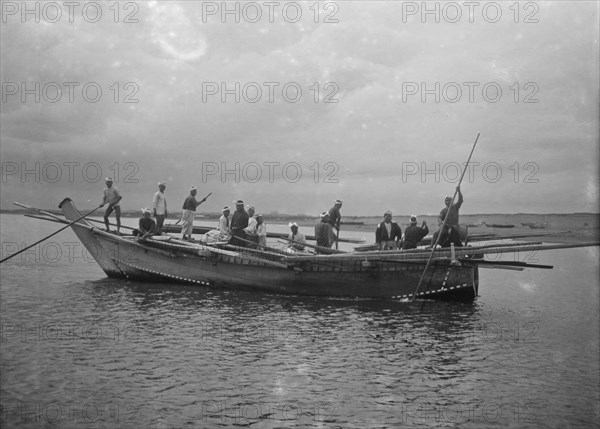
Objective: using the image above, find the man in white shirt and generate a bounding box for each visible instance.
[100,177,122,233]
[287,222,306,251]
[219,206,231,236]
[244,206,257,234]
[153,182,167,234]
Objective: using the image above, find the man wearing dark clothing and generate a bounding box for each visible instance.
[436,186,464,248]
[327,199,342,246]
[403,215,429,250]
[230,200,249,246]
[134,209,156,239]
[315,212,333,251]
[375,211,402,250]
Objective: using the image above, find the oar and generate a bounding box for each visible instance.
[0,206,101,263]
[335,224,340,250]
[411,133,480,301]
[279,237,347,254]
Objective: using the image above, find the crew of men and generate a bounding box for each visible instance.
[374,186,464,250]
[101,179,464,251]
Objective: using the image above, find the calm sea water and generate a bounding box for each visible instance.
[1,213,598,428]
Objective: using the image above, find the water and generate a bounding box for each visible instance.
[1,214,598,428]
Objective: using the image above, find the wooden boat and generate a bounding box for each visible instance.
[13,199,598,302]
[483,222,515,228]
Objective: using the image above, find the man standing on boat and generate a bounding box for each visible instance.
[436,186,464,247]
[230,200,249,246]
[315,211,333,251]
[375,210,402,250]
[403,215,429,250]
[153,181,167,234]
[100,177,122,234]
[328,199,343,247]
[180,187,207,240]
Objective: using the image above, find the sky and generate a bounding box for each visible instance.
[1,0,599,216]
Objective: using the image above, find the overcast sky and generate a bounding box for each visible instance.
[1,1,598,216]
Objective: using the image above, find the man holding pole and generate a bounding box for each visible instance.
[328,199,342,249]
[434,187,464,248]
[180,187,208,240]
[100,177,122,234]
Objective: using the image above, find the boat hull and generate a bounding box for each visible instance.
[59,199,478,301]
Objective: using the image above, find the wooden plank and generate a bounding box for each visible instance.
[161,223,365,244]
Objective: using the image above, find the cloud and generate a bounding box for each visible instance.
[1,1,598,215]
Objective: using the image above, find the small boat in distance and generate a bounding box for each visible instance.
[483,222,515,228]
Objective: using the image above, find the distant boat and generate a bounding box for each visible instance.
[528,223,547,229]
[483,222,515,228]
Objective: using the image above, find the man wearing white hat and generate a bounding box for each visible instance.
[287,222,306,251]
[375,210,402,250]
[219,206,231,236]
[403,215,429,250]
[99,177,122,233]
[244,205,257,235]
[153,182,167,234]
[180,187,207,240]
[136,208,156,239]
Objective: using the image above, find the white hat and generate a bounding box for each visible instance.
[222,206,230,212]
[158,181,166,186]
[247,205,255,211]
[384,210,392,216]
[105,177,113,182]
[320,211,330,218]
[410,215,417,224]
[233,200,244,205]
[289,222,298,228]
[334,199,343,204]
[191,186,197,191]
[142,208,151,214]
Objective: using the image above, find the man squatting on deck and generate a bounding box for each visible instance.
[181,187,208,240]
[100,177,122,233]
[134,208,156,239]
[153,182,167,234]
[288,222,306,251]
[375,211,402,250]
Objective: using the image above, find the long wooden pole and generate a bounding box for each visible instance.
[1,206,101,263]
[410,133,479,300]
